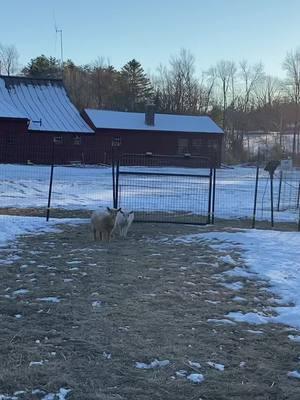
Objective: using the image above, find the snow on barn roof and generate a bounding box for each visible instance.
[85,109,223,134]
[0,96,28,120]
[0,76,93,133]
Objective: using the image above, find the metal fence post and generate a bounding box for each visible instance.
[211,168,216,224]
[252,165,259,229]
[277,170,282,211]
[112,146,116,208]
[298,203,300,231]
[46,141,55,221]
[111,137,121,208]
[116,158,120,208]
[297,183,300,209]
[207,168,213,224]
[264,160,280,228]
[270,173,274,227]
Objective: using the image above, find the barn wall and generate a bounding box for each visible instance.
[0,120,223,166]
[93,129,223,167]
[0,119,98,165]
[0,119,29,163]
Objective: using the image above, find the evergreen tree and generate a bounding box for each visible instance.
[22,55,61,78]
[121,59,153,111]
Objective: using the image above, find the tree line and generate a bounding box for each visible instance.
[1,43,300,162]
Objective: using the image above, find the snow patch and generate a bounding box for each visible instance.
[188,361,201,369]
[227,311,270,325]
[135,359,170,369]
[288,334,300,343]
[36,297,61,303]
[207,361,225,371]
[183,230,300,330]
[220,281,244,291]
[186,373,205,383]
[287,370,300,379]
[219,255,237,266]
[207,318,236,325]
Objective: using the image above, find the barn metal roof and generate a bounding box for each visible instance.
[0,76,93,133]
[0,96,28,120]
[85,109,223,134]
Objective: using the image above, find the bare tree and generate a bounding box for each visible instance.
[239,60,264,112]
[198,73,216,114]
[208,60,236,129]
[168,48,197,113]
[91,57,110,108]
[283,48,300,157]
[0,43,19,75]
[155,49,216,115]
[255,75,282,108]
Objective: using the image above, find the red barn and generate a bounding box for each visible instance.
[0,75,94,164]
[0,75,223,166]
[83,107,223,167]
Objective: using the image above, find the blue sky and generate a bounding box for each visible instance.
[1,0,300,77]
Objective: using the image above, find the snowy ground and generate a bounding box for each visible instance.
[0,163,300,397]
[177,229,300,330]
[0,214,86,248]
[1,214,300,332]
[0,164,299,223]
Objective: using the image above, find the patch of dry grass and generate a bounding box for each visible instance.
[0,222,298,399]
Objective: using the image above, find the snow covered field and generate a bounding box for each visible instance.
[0,214,86,248]
[0,163,299,223]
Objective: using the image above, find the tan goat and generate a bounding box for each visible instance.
[91,207,121,242]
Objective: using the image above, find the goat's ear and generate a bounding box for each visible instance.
[117,208,122,212]
[129,211,134,214]
[120,210,125,215]
[107,207,112,212]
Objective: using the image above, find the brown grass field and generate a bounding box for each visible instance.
[0,220,299,399]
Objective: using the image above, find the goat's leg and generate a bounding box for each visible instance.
[101,231,107,242]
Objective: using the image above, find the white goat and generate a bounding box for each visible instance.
[91,207,121,242]
[113,210,134,238]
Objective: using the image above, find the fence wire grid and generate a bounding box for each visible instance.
[118,172,212,224]
[0,157,299,229]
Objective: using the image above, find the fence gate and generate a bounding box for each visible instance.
[112,153,215,225]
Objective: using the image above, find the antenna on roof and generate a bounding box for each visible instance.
[55,27,64,72]
[53,10,64,74]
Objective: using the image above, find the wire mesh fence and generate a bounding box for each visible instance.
[46,165,113,217]
[115,157,300,228]
[213,167,273,221]
[0,151,299,229]
[118,171,212,224]
[114,153,213,224]
[120,153,212,168]
[213,167,300,228]
[0,163,113,218]
[276,170,300,212]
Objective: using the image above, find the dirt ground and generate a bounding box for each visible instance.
[0,221,299,399]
